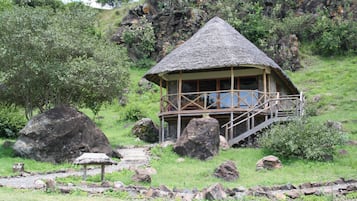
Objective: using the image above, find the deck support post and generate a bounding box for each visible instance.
[230,67,234,140]
[177,115,181,139]
[159,78,163,143]
[230,112,234,141]
[263,69,267,105]
[177,71,182,139]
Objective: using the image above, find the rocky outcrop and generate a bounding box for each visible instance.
[111,0,208,61]
[132,118,159,143]
[256,155,282,171]
[13,106,119,163]
[274,34,301,71]
[173,117,220,160]
[214,160,239,181]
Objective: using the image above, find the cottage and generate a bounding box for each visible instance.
[144,17,303,146]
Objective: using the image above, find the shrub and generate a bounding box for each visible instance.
[259,118,346,161]
[0,104,26,138]
[121,105,146,121]
[122,17,156,64]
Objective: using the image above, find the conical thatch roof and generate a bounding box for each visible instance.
[145,17,298,93]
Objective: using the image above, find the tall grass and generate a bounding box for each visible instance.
[287,54,357,139]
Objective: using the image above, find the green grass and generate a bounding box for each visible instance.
[95,1,143,37]
[287,54,357,139]
[147,145,357,189]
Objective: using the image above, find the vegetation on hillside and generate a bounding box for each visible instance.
[0,1,129,119]
[0,1,356,200]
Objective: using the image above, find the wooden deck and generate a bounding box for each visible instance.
[158,90,304,145]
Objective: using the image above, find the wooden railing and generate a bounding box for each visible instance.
[221,93,304,144]
[160,90,280,114]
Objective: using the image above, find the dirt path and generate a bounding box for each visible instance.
[0,148,149,189]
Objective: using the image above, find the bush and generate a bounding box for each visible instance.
[0,104,26,138]
[121,105,146,121]
[259,118,346,161]
[122,17,156,64]
[311,15,357,55]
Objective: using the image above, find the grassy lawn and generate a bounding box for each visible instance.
[287,54,357,139]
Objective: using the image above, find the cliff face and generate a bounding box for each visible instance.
[112,0,356,68]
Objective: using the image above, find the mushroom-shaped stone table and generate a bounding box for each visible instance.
[73,153,117,181]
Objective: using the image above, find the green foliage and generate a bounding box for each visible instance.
[259,118,346,161]
[13,0,63,10]
[0,0,12,11]
[120,105,146,121]
[311,15,357,55]
[346,192,357,199]
[0,105,26,138]
[122,17,156,64]
[96,0,129,7]
[0,5,129,118]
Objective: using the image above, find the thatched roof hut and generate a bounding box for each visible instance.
[144,17,298,93]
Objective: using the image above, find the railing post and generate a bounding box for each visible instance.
[230,112,234,140]
[299,91,304,116]
[225,126,228,141]
[204,92,207,110]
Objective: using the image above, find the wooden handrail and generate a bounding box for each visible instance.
[221,95,303,142]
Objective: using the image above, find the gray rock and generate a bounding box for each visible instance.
[132,173,151,183]
[303,188,317,195]
[219,135,229,150]
[132,118,159,143]
[13,106,119,163]
[174,117,220,160]
[285,190,300,199]
[34,179,46,189]
[326,120,343,131]
[2,141,13,148]
[114,181,125,189]
[204,183,227,201]
[45,178,56,192]
[256,155,282,171]
[214,160,239,181]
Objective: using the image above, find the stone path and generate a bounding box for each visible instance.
[0,148,149,189]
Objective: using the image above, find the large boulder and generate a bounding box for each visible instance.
[13,106,120,163]
[173,117,220,160]
[132,118,159,143]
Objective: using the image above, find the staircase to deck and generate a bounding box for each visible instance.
[222,94,304,146]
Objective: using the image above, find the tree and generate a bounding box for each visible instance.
[0,5,129,119]
[96,0,128,7]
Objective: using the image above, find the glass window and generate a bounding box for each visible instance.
[199,80,216,92]
[182,80,197,93]
[239,77,258,108]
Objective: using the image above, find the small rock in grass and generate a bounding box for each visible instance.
[34,179,46,189]
[114,181,125,189]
